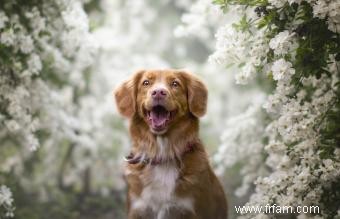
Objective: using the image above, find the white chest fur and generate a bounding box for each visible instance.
[131,137,194,218]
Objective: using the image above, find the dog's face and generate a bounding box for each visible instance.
[114,69,207,135]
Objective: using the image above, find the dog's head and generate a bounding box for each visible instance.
[114,69,207,135]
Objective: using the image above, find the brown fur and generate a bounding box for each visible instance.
[114,69,228,219]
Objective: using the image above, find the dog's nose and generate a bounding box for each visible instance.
[151,88,167,99]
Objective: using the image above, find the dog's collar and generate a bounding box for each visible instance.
[124,142,196,166]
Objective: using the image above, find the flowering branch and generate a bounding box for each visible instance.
[211,0,340,218]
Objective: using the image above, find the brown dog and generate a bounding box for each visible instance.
[114,69,227,219]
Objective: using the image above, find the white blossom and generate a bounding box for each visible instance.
[0,28,15,46]
[271,59,295,81]
[269,31,295,55]
[0,11,9,29]
[235,63,256,85]
[174,0,224,40]
[313,0,340,33]
[268,0,287,8]
[209,0,340,218]
[27,53,42,74]
[0,185,13,206]
[19,35,34,54]
[0,185,14,218]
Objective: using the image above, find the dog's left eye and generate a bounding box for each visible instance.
[171,81,179,88]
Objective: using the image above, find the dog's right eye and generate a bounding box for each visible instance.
[142,80,150,86]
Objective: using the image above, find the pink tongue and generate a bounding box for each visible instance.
[150,110,168,128]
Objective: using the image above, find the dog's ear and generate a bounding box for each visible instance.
[114,70,144,118]
[179,71,208,117]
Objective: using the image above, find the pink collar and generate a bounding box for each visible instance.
[124,142,196,166]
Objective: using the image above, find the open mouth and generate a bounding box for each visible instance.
[146,105,175,133]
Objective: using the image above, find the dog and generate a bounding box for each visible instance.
[114,69,227,219]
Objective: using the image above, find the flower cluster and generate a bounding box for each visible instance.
[210,24,270,84]
[0,0,96,151]
[0,185,14,218]
[268,0,340,33]
[214,97,269,197]
[211,0,340,217]
[310,0,340,33]
[174,0,224,40]
[269,0,340,33]
[0,0,98,213]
